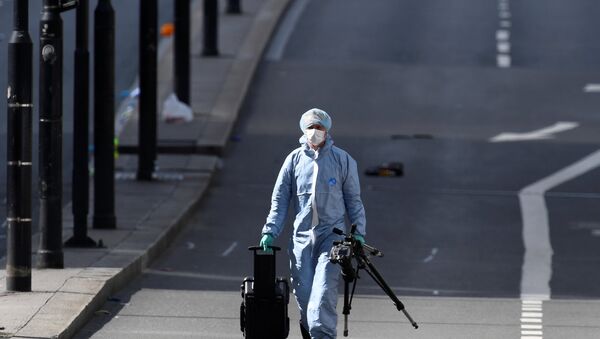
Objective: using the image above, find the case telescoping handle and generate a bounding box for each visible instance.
[248,246,281,252]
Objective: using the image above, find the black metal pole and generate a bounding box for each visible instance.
[38,0,76,269]
[66,0,96,247]
[202,0,220,56]
[137,0,158,181]
[6,0,33,291]
[174,0,190,104]
[93,0,116,229]
[226,0,242,14]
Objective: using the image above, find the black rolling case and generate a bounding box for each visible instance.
[240,246,290,339]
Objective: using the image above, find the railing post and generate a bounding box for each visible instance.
[93,0,117,229]
[66,0,97,247]
[138,0,158,181]
[174,0,190,104]
[6,0,33,291]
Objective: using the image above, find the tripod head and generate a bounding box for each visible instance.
[329,225,419,333]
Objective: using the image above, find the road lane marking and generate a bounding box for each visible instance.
[265,0,310,61]
[221,241,238,257]
[583,83,600,93]
[422,247,438,263]
[497,41,511,53]
[496,30,510,41]
[145,269,240,281]
[520,149,600,302]
[500,20,512,28]
[522,324,543,330]
[491,121,578,142]
[497,54,512,68]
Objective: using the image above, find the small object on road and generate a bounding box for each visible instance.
[160,23,174,37]
[365,162,404,177]
[162,93,193,123]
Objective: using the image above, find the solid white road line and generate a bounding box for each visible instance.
[265,0,311,61]
[520,149,600,300]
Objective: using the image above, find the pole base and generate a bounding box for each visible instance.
[202,48,220,57]
[93,215,116,229]
[65,235,98,248]
[6,276,32,292]
[37,250,64,269]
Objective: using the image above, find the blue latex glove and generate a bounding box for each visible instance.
[260,234,274,252]
[352,234,365,246]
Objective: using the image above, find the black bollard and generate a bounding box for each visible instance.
[137,0,158,181]
[202,0,220,56]
[37,0,76,269]
[226,0,242,14]
[6,0,33,291]
[174,0,190,104]
[66,0,97,247]
[93,0,117,229]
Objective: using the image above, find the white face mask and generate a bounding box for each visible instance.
[306,128,326,146]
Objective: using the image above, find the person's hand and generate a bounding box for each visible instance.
[259,234,274,252]
[352,234,365,246]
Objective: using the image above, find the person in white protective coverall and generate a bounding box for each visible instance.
[259,108,367,339]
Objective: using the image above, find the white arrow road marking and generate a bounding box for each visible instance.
[490,121,578,142]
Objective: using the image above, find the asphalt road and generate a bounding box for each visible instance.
[0,0,175,259]
[79,0,600,337]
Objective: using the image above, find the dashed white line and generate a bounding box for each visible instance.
[499,11,512,19]
[497,54,512,68]
[497,41,511,53]
[221,241,238,257]
[422,248,439,263]
[496,30,510,41]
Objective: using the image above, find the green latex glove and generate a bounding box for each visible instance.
[352,234,365,246]
[260,234,274,252]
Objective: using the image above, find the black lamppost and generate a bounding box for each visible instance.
[37,0,76,269]
[6,0,33,291]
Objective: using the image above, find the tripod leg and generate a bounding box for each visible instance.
[359,256,419,329]
[342,279,351,336]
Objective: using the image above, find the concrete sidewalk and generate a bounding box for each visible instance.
[0,0,290,337]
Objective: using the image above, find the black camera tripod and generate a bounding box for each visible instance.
[331,227,418,336]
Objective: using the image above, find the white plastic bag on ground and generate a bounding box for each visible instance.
[161,93,193,123]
